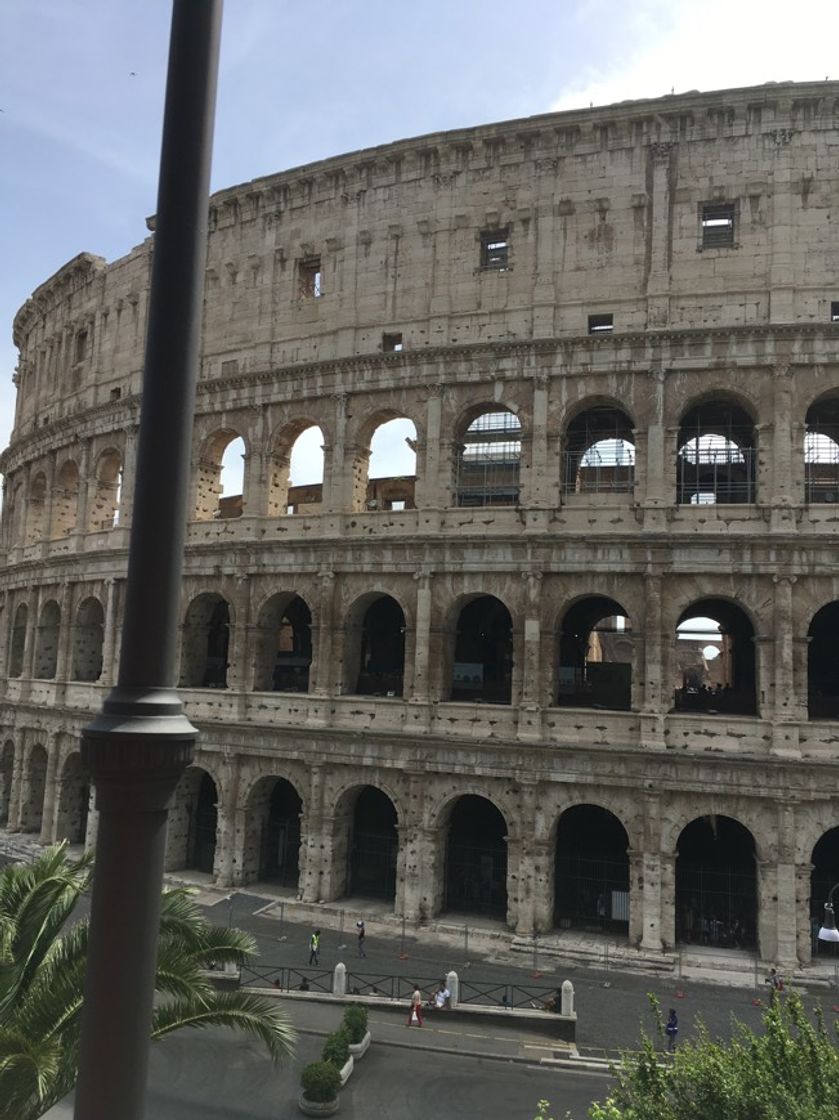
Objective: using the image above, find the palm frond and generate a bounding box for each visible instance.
[150,990,297,1063]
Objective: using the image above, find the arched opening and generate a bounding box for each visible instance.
[675,815,757,949]
[811,828,839,958]
[21,745,48,833]
[194,430,246,521]
[0,742,14,825]
[88,448,122,530]
[9,604,28,678]
[454,409,522,507]
[33,600,61,680]
[348,786,398,901]
[54,753,90,845]
[166,767,218,874]
[444,795,508,919]
[51,460,80,538]
[554,806,630,933]
[805,396,839,504]
[253,594,312,692]
[450,596,513,704]
[557,597,633,710]
[364,417,417,511]
[180,594,230,688]
[676,401,756,504]
[353,595,406,697]
[562,407,635,495]
[673,599,756,715]
[808,604,839,719]
[244,778,302,887]
[270,425,325,516]
[72,596,104,682]
[25,472,47,545]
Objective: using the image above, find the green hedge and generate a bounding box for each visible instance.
[342,1004,368,1045]
[322,1027,350,1069]
[301,1061,341,1103]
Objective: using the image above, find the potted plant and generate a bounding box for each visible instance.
[342,1004,371,1059]
[322,1027,353,1087]
[299,1061,341,1117]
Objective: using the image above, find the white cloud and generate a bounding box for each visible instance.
[552,0,836,111]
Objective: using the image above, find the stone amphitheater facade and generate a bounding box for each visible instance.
[4,80,839,972]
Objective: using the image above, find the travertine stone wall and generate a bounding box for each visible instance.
[4,82,839,972]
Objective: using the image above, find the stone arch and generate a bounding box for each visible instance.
[344,592,407,697]
[33,599,61,680]
[242,775,303,887]
[71,596,104,682]
[9,603,28,678]
[87,447,122,530]
[252,592,312,692]
[165,766,219,875]
[810,827,839,959]
[807,602,839,718]
[453,405,522,507]
[561,403,636,496]
[54,752,90,845]
[0,741,14,824]
[194,428,248,521]
[557,595,633,710]
[448,593,513,704]
[335,784,399,901]
[676,397,756,505]
[180,592,231,688]
[356,409,419,513]
[675,814,757,949]
[20,744,48,833]
[442,793,508,919]
[268,419,326,516]
[673,597,757,716]
[553,804,630,934]
[51,459,80,538]
[25,471,47,545]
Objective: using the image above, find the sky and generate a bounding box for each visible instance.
[1,0,837,483]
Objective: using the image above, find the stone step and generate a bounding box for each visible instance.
[510,935,675,976]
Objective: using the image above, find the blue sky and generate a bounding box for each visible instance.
[1,0,835,460]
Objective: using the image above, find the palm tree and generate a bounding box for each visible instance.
[0,845,296,1120]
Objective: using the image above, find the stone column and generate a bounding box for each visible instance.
[225,576,250,694]
[39,737,60,843]
[642,574,664,712]
[7,740,25,831]
[514,838,554,936]
[410,569,433,702]
[55,582,75,683]
[214,753,241,887]
[100,578,119,686]
[641,367,668,531]
[796,861,814,966]
[227,807,247,888]
[42,450,57,545]
[414,385,445,510]
[22,586,41,681]
[324,393,349,514]
[660,852,676,951]
[772,576,801,755]
[84,789,99,852]
[299,764,326,903]
[311,571,336,696]
[769,365,795,522]
[75,437,93,545]
[117,425,140,527]
[644,142,676,329]
[518,570,544,739]
[521,375,553,511]
[317,811,352,902]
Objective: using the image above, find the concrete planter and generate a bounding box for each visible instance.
[347,1031,371,1060]
[337,1055,354,1087]
[298,1095,339,1117]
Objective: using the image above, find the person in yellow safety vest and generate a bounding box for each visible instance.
[309,928,321,965]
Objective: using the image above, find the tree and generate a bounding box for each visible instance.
[585,993,839,1120]
[0,845,296,1120]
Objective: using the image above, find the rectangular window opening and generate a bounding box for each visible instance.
[383,332,403,352]
[480,228,509,270]
[701,203,735,249]
[831,301,839,323]
[389,499,406,511]
[74,330,88,363]
[298,257,322,298]
[109,387,121,401]
[588,313,614,334]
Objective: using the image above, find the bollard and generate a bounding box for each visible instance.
[561,979,575,1017]
[447,970,459,1008]
[464,925,469,959]
[532,929,539,973]
[333,962,347,997]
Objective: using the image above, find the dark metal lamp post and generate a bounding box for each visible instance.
[818,884,839,943]
[74,3,223,1118]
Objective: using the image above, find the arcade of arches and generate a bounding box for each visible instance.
[6,729,838,970]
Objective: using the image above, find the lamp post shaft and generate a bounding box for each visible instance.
[74,3,223,1118]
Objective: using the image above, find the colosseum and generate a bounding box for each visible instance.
[3,79,839,976]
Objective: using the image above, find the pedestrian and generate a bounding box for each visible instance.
[407,982,424,1027]
[308,928,321,966]
[665,1008,678,1053]
[356,919,367,958]
[766,967,784,993]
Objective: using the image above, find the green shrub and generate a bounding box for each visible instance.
[301,1061,341,1103]
[321,1027,350,1069]
[342,1004,368,1044]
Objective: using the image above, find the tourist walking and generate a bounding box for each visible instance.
[308,928,321,966]
[407,983,424,1027]
[356,920,367,958]
[665,1008,678,1053]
